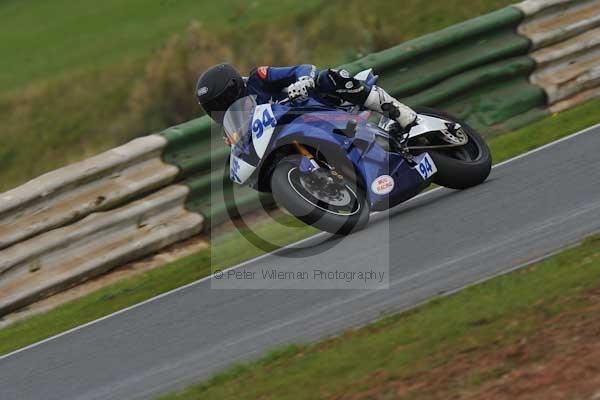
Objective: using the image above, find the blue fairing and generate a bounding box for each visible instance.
[235,96,429,211]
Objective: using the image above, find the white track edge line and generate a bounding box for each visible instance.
[0,122,598,362]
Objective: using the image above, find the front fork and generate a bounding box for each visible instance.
[293,141,346,185]
[293,141,321,173]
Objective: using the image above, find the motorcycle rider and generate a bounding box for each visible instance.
[196,63,417,143]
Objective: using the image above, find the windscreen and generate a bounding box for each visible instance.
[222,95,257,149]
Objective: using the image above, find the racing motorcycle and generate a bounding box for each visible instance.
[224,69,491,234]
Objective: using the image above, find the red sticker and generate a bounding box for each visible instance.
[257,66,268,79]
[371,175,395,195]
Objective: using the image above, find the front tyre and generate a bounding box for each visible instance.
[414,107,492,190]
[270,157,370,235]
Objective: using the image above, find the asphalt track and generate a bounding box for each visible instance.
[1,126,599,400]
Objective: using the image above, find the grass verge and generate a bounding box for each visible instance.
[490,99,600,164]
[157,234,600,400]
[0,98,599,357]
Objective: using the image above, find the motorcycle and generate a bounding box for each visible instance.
[223,69,492,234]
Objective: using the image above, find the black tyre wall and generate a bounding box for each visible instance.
[270,156,370,235]
[414,107,492,190]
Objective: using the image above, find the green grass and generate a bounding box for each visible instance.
[490,100,600,163]
[0,99,598,356]
[0,0,514,191]
[0,0,511,95]
[0,0,321,93]
[158,234,600,400]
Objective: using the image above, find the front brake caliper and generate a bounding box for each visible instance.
[299,156,320,174]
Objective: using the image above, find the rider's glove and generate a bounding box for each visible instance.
[286,76,315,101]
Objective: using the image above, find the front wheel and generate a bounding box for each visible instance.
[270,157,370,235]
[412,107,492,190]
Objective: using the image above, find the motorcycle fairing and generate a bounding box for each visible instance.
[224,67,451,211]
[252,102,432,211]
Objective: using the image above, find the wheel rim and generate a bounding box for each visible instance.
[445,129,482,162]
[287,167,361,216]
[409,125,483,162]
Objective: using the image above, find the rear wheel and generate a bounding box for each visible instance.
[411,107,492,190]
[270,156,369,235]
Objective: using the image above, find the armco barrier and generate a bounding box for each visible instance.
[340,7,545,128]
[516,0,600,111]
[0,135,178,250]
[1,0,599,315]
[0,185,202,315]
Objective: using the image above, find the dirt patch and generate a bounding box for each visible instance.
[336,287,600,400]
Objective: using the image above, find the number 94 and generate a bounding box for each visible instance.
[252,108,277,138]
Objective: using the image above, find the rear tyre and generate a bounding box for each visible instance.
[270,156,369,235]
[414,107,492,190]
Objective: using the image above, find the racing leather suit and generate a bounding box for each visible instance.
[245,64,417,130]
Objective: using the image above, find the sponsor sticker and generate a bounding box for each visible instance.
[197,86,208,96]
[371,175,395,195]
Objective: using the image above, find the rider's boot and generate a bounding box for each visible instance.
[364,86,418,136]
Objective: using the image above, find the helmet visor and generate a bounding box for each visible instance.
[202,78,244,118]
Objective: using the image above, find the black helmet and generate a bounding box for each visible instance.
[196,63,246,124]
